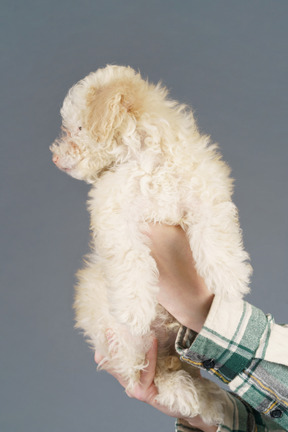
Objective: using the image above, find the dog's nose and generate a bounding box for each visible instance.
[52,154,59,165]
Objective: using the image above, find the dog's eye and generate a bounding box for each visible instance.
[78,126,82,131]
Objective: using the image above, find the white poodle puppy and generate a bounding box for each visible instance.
[50,65,252,425]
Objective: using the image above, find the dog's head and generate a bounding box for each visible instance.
[50,65,182,183]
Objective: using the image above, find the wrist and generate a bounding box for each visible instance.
[179,293,214,333]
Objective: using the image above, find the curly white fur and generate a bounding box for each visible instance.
[50,65,252,425]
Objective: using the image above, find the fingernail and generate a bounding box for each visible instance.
[94,352,102,364]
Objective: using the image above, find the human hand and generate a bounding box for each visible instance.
[95,336,217,432]
[147,224,214,333]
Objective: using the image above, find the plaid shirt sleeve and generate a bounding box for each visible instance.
[175,295,288,431]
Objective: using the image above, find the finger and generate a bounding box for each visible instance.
[140,338,158,386]
[94,352,104,364]
[111,371,128,388]
[94,330,116,365]
[106,329,119,357]
[94,351,129,389]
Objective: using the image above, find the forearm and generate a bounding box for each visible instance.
[176,295,288,430]
[148,224,214,333]
[148,224,288,429]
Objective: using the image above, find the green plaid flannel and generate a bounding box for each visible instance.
[175,295,288,431]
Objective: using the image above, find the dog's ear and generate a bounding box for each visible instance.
[84,82,141,143]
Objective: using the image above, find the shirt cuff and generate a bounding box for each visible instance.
[175,295,268,384]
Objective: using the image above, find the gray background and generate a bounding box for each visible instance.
[1,1,287,431]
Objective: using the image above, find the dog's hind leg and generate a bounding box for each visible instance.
[154,356,226,425]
